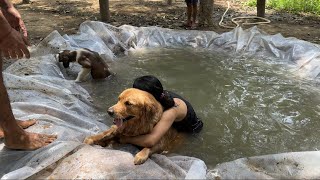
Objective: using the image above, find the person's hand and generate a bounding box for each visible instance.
[1,6,29,45]
[0,28,30,59]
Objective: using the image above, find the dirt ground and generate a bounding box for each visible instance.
[8,0,320,48]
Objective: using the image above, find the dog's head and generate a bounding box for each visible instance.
[57,50,76,68]
[107,88,163,135]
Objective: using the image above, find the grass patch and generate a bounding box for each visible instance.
[245,0,257,7]
[245,0,320,14]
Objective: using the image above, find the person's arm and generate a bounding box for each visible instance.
[0,4,30,59]
[120,107,178,148]
[0,0,29,43]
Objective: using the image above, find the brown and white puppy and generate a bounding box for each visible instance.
[57,48,111,82]
[84,88,178,165]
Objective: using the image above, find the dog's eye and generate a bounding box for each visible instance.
[125,101,133,106]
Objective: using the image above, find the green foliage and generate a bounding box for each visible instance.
[245,0,320,14]
[245,0,257,7]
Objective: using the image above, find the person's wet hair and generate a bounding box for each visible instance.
[133,75,175,110]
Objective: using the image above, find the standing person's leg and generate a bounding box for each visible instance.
[1,119,43,138]
[0,119,39,138]
[185,0,193,27]
[0,56,56,150]
[192,0,198,27]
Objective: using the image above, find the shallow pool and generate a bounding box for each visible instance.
[82,47,320,168]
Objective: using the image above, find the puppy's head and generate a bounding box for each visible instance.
[57,50,76,68]
[107,88,162,134]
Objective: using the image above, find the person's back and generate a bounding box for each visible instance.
[168,91,203,133]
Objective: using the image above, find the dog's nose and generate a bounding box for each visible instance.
[107,107,114,117]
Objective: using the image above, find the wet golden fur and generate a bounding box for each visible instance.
[84,88,177,165]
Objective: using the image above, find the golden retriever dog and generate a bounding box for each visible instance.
[84,88,177,165]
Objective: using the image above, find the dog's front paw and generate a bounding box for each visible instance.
[83,137,95,145]
[134,152,149,165]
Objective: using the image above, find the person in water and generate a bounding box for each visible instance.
[120,75,203,147]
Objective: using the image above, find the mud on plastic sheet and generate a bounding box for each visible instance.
[2,21,320,179]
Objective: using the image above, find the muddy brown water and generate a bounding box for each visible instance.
[81,47,320,168]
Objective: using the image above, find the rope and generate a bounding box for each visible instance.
[219,1,271,29]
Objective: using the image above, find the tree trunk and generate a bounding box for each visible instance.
[99,0,110,22]
[22,0,30,4]
[198,0,214,27]
[257,0,266,17]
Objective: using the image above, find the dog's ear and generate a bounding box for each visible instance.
[58,53,64,62]
[143,99,161,124]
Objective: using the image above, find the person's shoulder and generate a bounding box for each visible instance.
[173,98,187,111]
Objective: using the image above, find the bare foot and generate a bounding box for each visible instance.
[16,119,37,128]
[0,119,37,139]
[5,131,57,150]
